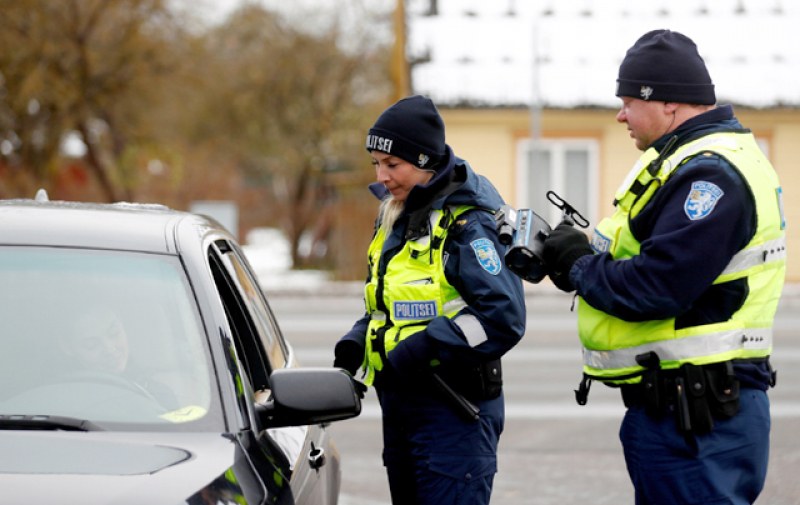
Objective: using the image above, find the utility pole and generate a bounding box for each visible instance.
[390,0,410,100]
[530,12,542,145]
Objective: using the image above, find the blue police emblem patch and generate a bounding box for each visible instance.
[591,229,611,253]
[684,181,724,221]
[471,238,502,275]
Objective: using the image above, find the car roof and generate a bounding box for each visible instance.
[0,193,216,254]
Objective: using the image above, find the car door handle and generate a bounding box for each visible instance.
[308,442,326,471]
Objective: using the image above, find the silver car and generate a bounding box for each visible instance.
[0,192,361,504]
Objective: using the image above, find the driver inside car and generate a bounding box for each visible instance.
[59,306,178,409]
[62,306,131,374]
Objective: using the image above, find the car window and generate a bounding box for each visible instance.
[0,246,222,430]
[209,245,272,393]
[210,241,288,370]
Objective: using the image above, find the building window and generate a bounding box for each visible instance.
[516,139,599,227]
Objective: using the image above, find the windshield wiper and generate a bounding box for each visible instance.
[0,414,104,431]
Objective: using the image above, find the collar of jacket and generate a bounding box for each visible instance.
[405,166,467,241]
[650,104,738,154]
[647,104,749,175]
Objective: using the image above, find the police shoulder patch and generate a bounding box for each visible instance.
[591,229,611,254]
[684,180,724,221]
[470,237,502,275]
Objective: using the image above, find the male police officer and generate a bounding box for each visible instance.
[541,30,786,504]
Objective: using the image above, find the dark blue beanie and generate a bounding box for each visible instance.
[616,30,715,105]
[366,95,447,170]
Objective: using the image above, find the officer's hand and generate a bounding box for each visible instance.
[543,223,593,292]
[345,372,368,399]
[333,339,365,376]
[386,331,434,376]
[549,270,577,293]
[355,379,368,399]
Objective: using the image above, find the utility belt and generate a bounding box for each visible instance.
[373,356,503,403]
[374,358,502,423]
[436,358,503,403]
[619,354,763,435]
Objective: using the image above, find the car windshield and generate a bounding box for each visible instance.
[0,246,221,430]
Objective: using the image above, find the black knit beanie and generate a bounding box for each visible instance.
[616,30,715,105]
[366,95,447,170]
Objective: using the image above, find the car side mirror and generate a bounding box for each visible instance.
[256,368,362,428]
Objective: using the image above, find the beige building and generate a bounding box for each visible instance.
[402,0,799,281]
[438,107,799,281]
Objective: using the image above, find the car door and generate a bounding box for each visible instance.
[207,239,337,505]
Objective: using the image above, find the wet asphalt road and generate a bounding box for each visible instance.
[268,285,800,505]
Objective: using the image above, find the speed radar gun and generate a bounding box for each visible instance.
[496,191,589,283]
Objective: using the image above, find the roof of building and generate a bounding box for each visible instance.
[406,0,800,109]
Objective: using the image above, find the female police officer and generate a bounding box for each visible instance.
[334,95,526,505]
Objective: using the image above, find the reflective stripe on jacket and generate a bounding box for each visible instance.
[579,131,786,384]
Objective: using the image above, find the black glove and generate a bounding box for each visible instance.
[543,223,593,292]
[549,269,577,293]
[346,373,368,399]
[333,339,365,376]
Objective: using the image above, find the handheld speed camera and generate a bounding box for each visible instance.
[496,191,589,283]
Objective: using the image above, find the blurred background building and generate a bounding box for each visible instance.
[402,0,800,281]
[1,0,797,281]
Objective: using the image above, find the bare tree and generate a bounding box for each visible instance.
[192,3,391,267]
[0,0,183,202]
[0,0,394,276]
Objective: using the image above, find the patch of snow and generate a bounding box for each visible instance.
[241,227,331,291]
[408,0,800,108]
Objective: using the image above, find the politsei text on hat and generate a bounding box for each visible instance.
[366,134,394,153]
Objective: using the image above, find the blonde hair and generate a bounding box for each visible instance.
[378,196,404,233]
[375,164,435,232]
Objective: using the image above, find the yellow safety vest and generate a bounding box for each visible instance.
[579,131,786,384]
[363,206,474,385]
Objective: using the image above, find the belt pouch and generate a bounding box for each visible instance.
[478,359,503,400]
[634,351,663,415]
[682,363,714,434]
[639,368,662,415]
[440,359,502,402]
[704,363,740,419]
